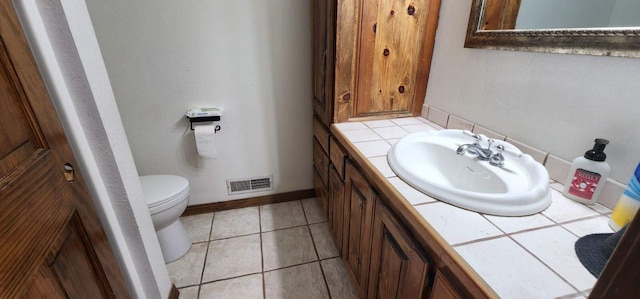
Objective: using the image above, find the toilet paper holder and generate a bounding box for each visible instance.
[187,115,221,132]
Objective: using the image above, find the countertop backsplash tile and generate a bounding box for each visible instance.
[446,114,474,131]
[425,106,449,128]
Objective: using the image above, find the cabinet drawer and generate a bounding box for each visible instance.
[329,136,346,179]
[313,137,330,186]
[313,115,330,154]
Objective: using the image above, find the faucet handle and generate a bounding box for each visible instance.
[490,145,505,166]
[487,139,494,150]
[462,130,481,140]
[462,130,483,146]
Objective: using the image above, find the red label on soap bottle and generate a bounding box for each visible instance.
[568,168,601,200]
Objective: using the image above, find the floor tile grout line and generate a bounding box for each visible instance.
[316,253,334,299]
[200,257,344,286]
[202,220,329,243]
[258,203,266,299]
[196,212,216,299]
[303,205,333,298]
[198,272,264,288]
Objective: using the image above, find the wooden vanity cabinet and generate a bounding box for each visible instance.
[343,161,376,297]
[430,270,463,299]
[313,116,331,214]
[327,164,346,254]
[367,199,431,299]
[339,158,435,299]
[324,133,488,299]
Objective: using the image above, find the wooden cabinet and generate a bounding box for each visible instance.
[333,0,441,122]
[313,116,331,215]
[368,199,431,299]
[351,0,440,119]
[328,165,346,254]
[431,270,463,299]
[312,0,336,126]
[324,134,489,299]
[343,161,376,297]
[340,159,434,299]
[313,0,441,123]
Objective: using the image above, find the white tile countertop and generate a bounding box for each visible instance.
[334,117,615,299]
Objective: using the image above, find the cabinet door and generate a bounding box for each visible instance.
[431,270,462,299]
[328,165,345,254]
[343,161,376,297]
[356,0,438,118]
[368,199,431,299]
[311,0,336,125]
[313,166,329,216]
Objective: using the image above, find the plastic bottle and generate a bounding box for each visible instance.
[563,139,611,205]
[609,163,640,231]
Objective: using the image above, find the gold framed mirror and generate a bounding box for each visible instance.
[464,0,640,58]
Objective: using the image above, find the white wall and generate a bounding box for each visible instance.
[15,0,171,297]
[426,1,640,184]
[84,0,313,205]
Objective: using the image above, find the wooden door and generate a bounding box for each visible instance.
[311,0,336,126]
[343,161,375,297]
[0,1,128,297]
[355,0,438,119]
[333,0,441,122]
[328,164,345,254]
[367,199,430,299]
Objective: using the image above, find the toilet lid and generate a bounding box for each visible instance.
[140,175,190,208]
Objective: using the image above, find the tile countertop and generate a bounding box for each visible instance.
[334,117,615,299]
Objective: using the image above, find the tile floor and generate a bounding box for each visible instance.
[167,198,358,299]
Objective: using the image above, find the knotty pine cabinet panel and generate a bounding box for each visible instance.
[367,199,431,299]
[333,0,441,121]
[355,0,437,118]
[343,161,376,298]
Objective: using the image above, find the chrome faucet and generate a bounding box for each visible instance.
[456,132,505,166]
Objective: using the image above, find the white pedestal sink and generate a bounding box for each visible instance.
[387,130,551,216]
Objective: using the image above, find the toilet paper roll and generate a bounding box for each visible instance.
[194,124,217,158]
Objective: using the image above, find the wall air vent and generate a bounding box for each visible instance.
[226,175,273,195]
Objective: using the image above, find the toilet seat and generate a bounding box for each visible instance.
[140,175,190,211]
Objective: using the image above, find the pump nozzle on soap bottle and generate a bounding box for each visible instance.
[562,138,611,205]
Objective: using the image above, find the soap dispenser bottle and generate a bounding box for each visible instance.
[563,138,611,205]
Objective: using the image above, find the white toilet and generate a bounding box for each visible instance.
[140,175,192,263]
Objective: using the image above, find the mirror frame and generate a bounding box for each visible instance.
[464,0,640,58]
